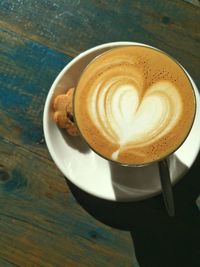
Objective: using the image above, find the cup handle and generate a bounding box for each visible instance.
[158,159,175,217]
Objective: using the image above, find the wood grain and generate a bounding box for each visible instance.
[0,1,200,266]
[0,1,200,156]
[0,0,200,86]
[184,0,200,7]
[0,138,134,267]
[0,11,137,267]
[0,28,72,158]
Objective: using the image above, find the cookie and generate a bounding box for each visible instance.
[53,88,79,136]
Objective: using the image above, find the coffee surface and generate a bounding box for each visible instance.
[74,46,195,165]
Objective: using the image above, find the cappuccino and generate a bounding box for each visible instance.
[74,46,196,165]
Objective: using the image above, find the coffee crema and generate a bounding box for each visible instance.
[74,46,195,165]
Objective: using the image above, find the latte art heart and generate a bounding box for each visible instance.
[88,79,182,160]
[74,46,195,164]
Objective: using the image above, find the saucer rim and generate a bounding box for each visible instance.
[43,42,200,201]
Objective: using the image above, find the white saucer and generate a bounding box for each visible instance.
[43,42,200,201]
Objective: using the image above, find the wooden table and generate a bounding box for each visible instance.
[0,1,200,266]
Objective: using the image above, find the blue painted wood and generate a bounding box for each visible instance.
[0,259,16,267]
[0,1,200,266]
[0,28,71,152]
[0,28,135,267]
[0,138,134,267]
[0,0,199,80]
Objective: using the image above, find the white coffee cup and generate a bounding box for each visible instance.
[43,42,200,203]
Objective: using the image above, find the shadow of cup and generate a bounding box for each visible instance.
[66,153,200,267]
[109,154,188,201]
[44,42,200,267]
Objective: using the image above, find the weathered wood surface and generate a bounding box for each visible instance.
[184,0,200,7]
[1,0,200,86]
[0,28,135,266]
[68,153,200,267]
[0,138,134,267]
[0,27,71,157]
[0,0,200,266]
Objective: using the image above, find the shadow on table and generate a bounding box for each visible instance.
[66,153,200,267]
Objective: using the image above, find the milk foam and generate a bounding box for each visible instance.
[75,46,195,164]
[88,78,182,160]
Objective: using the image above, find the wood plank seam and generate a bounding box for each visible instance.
[0,212,56,236]
[0,20,75,58]
[1,0,199,58]
[0,135,52,163]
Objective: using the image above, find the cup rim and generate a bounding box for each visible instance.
[43,41,200,201]
[72,42,197,167]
